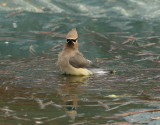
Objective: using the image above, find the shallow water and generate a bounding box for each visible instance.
[0,0,160,125]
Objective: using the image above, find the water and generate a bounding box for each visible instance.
[0,0,160,124]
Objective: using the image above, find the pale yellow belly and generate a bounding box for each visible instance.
[61,67,93,76]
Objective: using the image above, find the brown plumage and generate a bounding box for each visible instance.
[57,28,93,75]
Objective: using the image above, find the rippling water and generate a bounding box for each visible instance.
[0,0,160,125]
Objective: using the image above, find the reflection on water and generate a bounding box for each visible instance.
[58,76,88,122]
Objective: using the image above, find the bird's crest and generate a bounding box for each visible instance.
[66,28,78,39]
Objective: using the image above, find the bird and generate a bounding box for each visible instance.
[57,28,94,75]
[57,28,115,76]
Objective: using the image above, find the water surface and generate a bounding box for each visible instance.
[0,0,160,124]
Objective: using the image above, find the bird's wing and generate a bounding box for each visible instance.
[69,52,93,68]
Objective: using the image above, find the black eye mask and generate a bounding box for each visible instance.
[67,39,77,43]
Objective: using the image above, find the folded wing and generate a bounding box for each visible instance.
[69,52,93,68]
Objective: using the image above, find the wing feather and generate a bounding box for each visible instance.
[69,53,92,68]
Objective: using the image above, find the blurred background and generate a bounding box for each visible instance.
[0,0,160,125]
[0,0,160,59]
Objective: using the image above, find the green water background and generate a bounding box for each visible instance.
[0,0,160,124]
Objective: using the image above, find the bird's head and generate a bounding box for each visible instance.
[66,28,78,49]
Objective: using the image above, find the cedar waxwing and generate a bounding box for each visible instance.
[57,28,93,75]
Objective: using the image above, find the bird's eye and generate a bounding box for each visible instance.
[67,39,77,43]
[72,39,76,42]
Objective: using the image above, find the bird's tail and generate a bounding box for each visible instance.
[89,68,116,75]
